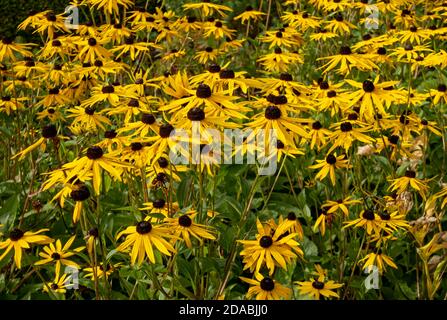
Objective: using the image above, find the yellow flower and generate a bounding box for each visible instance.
[87,0,134,15]
[388,170,429,200]
[61,146,132,195]
[116,220,176,265]
[164,211,215,248]
[35,236,85,276]
[343,210,385,236]
[84,263,121,280]
[322,196,362,217]
[234,6,266,24]
[240,274,292,300]
[238,219,303,276]
[296,265,343,300]
[309,153,351,186]
[0,228,53,269]
[43,273,71,294]
[359,251,398,274]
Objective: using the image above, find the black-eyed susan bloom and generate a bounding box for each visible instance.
[296,265,343,300]
[359,250,398,275]
[309,154,351,186]
[388,170,429,200]
[164,211,215,248]
[238,219,303,276]
[11,125,59,161]
[0,228,53,269]
[61,146,132,195]
[84,263,121,280]
[35,236,85,276]
[240,274,292,300]
[234,6,265,24]
[116,220,176,265]
[343,209,384,236]
[322,196,361,217]
[43,273,71,295]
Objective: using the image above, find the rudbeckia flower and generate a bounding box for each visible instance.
[43,273,72,294]
[343,209,384,235]
[238,219,303,276]
[257,47,303,72]
[327,121,375,154]
[164,211,215,248]
[0,228,53,269]
[62,146,132,195]
[204,20,235,40]
[388,170,429,200]
[35,236,85,275]
[75,37,112,64]
[247,105,309,147]
[309,153,351,186]
[359,250,398,275]
[11,125,59,161]
[317,46,377,75]
[67,106,112,132]
[322,196,362,217]
[84,263,121,280]
[0,38,33,62]
[182,1,232,18]
[234,6,266,24]
[240,274,292,300]
[345,77,401,121]
[296,264,343,300]
[87,0,134,16]
[116,220,177,265]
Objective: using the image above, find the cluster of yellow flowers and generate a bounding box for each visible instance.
[1,0,447,300]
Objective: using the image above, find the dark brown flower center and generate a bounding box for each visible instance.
[131,142,143,151]
[157,157,169,168]
[42,125,57,138]
[196,84,212,98]
[187,107,205,121]
[363,80,375,92]
[51,252,61,260]
[104,130,117,139]
[312,281,325,290]
[9,228,24,241]
[405,170,416,178]
[327,90,337,98]
[438,84,446,92]
[88,38,97,46]
[340,46,351,55]
[326,154,337,164]
[86,146,104,160]
[89,227,99,237]
[219,69,235,79]
[389,135,399,145]
[71,185,90,201]
[159,124,174,138]
[259,235,273,248]
[280,73,293,81]
[141,113,156,124]
[362,210,375,220]
[265,106,281,120]
[178,214,192,227]
[340,122,353,132]
[208,64,221,73]
[85,106,95,115]
[136,221,152,234]
[287,212,297,220]
[102,85,114,94]
[312,121,322,130]
[260,277,275,291]
[153,199,166,208]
